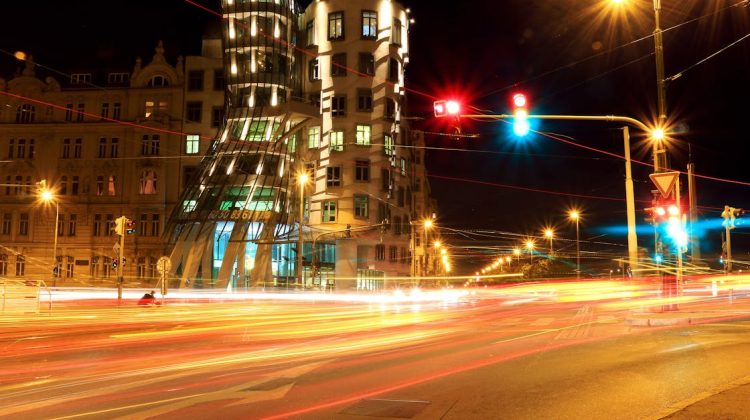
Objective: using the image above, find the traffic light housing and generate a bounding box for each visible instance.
[722,205,744,230]
[512,93,530,136]
[126,218,136,234]
[433,100,460,117]
[114,217,125,235]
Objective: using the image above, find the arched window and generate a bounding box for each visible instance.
[147,75,169,87]
[139,170,157,194]
[16,104,35,123]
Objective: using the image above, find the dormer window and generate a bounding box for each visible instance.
[148,75,169,87]
[70,73,92,84]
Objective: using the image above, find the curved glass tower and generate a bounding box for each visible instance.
[166,0,315,288]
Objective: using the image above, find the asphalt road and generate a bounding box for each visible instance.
[1,286,749,419]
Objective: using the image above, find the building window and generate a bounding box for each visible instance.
[356,124,371,146]
[213,69,224,91]
[93,214,103,236]
[145,100,168,118]
[355,160,370,182]
[111,138,119,158]
[113,102,121,120]
[331,96,346,117]
[188,70,204,91]
[385,98,396,120]
[186,134,200,154]
[139,214,148,236]
[151,214,161,236]
[71,176,80,195]
[16,104,35,123]
[357,89,373,112]
[183,166,197,189]
[389,246,398,262]
[1,214,11,235]
[7,139,13,159]
[139,170,158,195]
[142,135,160,156]
[393,216,401,235]
[392,18,402,45]
[308,59,320,81]
[362,11,377,39]
[211,106,224,128]
[68,214,77,236]
[329,130,344,152]
[108,72,129,84]
[388,58,399,81]
[65,256,74,278]
[358,53,374,76]
[306,20,316,46]
[375,244,385,261]
[308,126,320,149]
[96,176,104,196]
[15,255,25,276]
[101,102,109,119]
[186,101,202,123]
[98,138,107,158]
[65,104,73,122]
[384,134,394,156]
[323,200,337,223]
[398,186,405,207]
[62,138,71,159]
[381,168,391,192]
[354,195,369,218]
[105,214,114,236]
[18,213,28,236]
[326,166,341,188]
[401,157,407,176]
[70,73,91,84]
[401,248,409,265]
[73,138,82,158]
[0,254,6,275]
[148,75,169,87]
[76,103,84,122]
[310,93,321,110]
[331,53,347,77]
[17,139,26,159]
[328,12,345,40]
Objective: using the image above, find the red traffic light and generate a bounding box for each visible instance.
[434,100,460,117]
[513,93,527,108]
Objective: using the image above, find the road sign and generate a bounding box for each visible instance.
[113,242,120,252]
[649,171,679,199]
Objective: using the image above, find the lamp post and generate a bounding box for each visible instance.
[39,183,59,287]
[544,228,554,255]
[513,247,521,266]
[422,219,434,279]
[296,172,309,287]
[569,210,581,279]
[525,240,535,265]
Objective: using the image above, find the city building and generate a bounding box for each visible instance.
[0,0,435,290]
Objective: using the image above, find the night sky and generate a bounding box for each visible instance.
[2,0,749,271]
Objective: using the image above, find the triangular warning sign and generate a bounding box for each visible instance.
[649,171,679,199]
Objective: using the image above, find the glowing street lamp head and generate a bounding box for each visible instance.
[433,240,442,248]
[569,210,580,221]
[525,240,535,250]
[513,248,521,256]
[505,256,512,263]
[40,189,53,202]
[544,229,554,239]
[423,219,434,229]
[298,172,309,185]
[651,127,665,142]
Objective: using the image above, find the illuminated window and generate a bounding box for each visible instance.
[139,170,157,195]
[183,200,197,212]
[186,134,200,155]
[323,201,337,223]
[354,195,369,218]
[330,130,344,152]
[96,176,104,196]
[361,11,377,39]
[308,126,320,149]
[384,134,394,156]
[328,12,344,40]
[355,124,371,146]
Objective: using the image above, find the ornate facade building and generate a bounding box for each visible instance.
[0,0,435,290]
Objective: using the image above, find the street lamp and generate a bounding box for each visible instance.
[38,181,59,286]
[544,228,554,255]
[569,210,581,279]
[525,240,535,265]
[513,247,521,265]
[422,219,434,277]
[296,172,309,287]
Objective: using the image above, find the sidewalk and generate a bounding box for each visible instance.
[625,297,750,327]
[658,377,750,419]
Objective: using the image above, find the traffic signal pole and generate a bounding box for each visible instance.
[118,218,125,304]
[459,113,648,274]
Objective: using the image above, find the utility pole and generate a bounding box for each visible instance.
[114,216,128,304]
[687,163,700,262]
